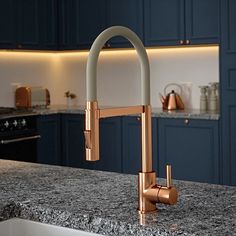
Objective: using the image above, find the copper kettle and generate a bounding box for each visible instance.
[159,83,185,110]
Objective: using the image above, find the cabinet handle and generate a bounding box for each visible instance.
[1,135,41,144]
[184,119,189,125]
[180,40,184,45]
[137,117,141,121]
[185,40,190,45]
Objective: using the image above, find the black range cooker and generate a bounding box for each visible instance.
[0,107,40,162]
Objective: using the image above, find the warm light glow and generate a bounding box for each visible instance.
[146,45,219,54]
[0,50,54,58]
[58,45,219,56]
[0,45,219,59]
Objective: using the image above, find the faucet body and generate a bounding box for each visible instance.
[84,26,178,213]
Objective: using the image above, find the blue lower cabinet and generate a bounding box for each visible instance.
[158,118,220,184]
[220,0,236,186]
[37,115,61,165]
[61,114,93,169]
[122,116,158,174]
[93,117,122,173]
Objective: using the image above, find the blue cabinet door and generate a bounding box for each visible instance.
[144,0,219,46]
[107,0,143,48]
[122,116,158,174]
[144,0,185,46]
[59,0,107,50]
[17,0,58,50]
[61,114,94,169]
[158,118,220,184]
[93,117,122,173]
[37,115,61,165]
[220,0,236,186]
[185,0,220,45]
[17,0,40,49]
[0,0,16,48]
[39,0,58,50]
[0,0,57,50]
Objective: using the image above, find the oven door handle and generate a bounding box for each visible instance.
[0,135,41,144]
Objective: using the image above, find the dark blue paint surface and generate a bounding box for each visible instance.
[220,0,236,186]
[158,118,219,184]
[144,0,219,46]
[37,114,61,165]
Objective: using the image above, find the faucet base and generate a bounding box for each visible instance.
[138,171,178,214]
[138,172,157,214]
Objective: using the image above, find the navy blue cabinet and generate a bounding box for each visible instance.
[61,114,94,169]
[106,0,143,48]
[220,0,236,186]
[37,115,61,165]
[93,117,122,172]
[16,0,40,49]
[144,0,185,46]
[144,0,219,46]
[58,0,107,50]
[59,0,143,49]
[17,0,58,50]
[0,0,57,50]
[185,0,220,45]
[38,0,58,50]
[0,1,16,48]
[0,0,220,50]
[122,116,158,174]
[158,118,220,184]
[61,114,122,172]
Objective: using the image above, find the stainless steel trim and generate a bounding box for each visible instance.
[0,135,41,144]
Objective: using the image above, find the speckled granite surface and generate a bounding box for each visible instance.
[0,105,220,120]
[38,106,220,120]
[0,160,235,235]
[151,108,220,120]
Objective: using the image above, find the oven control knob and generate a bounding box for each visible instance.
[21,119,26,126]
[13,120,18,127]
[4,121,9,128]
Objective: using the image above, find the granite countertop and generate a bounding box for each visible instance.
[38,105,220,120]
[0,160,235,235]
[0,105,220,120]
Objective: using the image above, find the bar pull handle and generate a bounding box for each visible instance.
[0,135,41,144]
[166,165,172,188]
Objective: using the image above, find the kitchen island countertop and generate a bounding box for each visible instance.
[0,160,235,236]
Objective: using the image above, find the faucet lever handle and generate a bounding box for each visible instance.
[166,165,172,188]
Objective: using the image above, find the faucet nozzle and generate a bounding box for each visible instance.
[85,101,100,161]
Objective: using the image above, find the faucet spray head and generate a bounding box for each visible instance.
[84,101,100,161]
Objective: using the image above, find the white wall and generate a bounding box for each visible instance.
[0,46,219,109]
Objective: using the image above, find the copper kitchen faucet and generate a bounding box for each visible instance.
[84,26,178,213]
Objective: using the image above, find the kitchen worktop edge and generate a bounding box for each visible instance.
[0,105,220,120]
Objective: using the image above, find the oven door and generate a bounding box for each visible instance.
[0,133,41,162]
